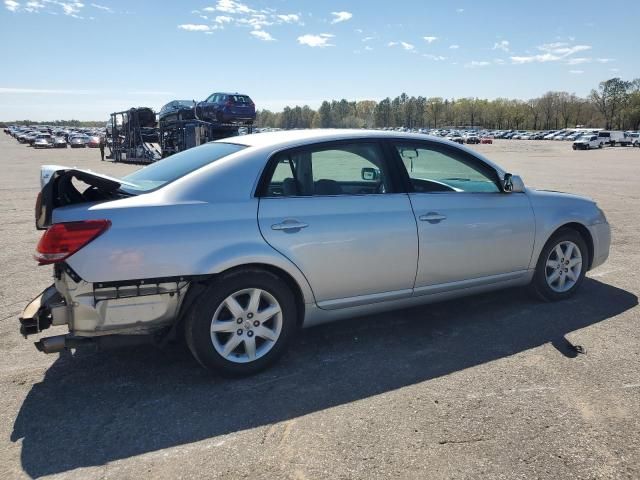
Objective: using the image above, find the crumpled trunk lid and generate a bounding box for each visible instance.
[36,165,136,230]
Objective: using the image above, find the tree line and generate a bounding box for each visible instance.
[256,77,640,131]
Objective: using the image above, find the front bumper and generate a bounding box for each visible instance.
[588,221,611,270]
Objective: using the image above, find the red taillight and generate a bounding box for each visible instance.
[35,220,111,265]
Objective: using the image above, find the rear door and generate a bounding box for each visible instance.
[257,140,418,309]
[391,140,535,291]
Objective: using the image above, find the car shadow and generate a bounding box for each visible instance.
[11,278,637,478]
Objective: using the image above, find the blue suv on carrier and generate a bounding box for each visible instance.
[196,92,256,125]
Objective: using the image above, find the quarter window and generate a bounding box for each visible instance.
[263,143,392,197]
[395,144,500,193]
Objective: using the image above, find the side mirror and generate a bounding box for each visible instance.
[502,173,525,193]
[361,167,380,181]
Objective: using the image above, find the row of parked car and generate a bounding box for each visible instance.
[381,126,640,149]
[3,125,105,149]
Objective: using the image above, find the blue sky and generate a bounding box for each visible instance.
[0,0,638,120]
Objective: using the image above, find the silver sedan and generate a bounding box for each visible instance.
[21,130,611,375]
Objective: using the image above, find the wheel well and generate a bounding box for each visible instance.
[169,263,307,342]
[555,222,594,269]
[193,264,306,326]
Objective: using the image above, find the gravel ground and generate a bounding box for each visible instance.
[0,134,638,480]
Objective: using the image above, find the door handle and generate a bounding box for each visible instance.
[419,212,447,223]
[271,220,309,231]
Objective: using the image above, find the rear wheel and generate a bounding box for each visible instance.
[530,228,588,301]
[185,269,298,376]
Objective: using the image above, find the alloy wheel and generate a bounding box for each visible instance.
[545,241,583,293]
[210,288,283,363]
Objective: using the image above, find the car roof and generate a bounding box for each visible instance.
[217,129,506,175]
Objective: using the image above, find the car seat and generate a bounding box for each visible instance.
[314,179,343,195]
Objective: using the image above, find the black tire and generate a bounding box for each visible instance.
[185,268,298,376]
[530,228,589,302]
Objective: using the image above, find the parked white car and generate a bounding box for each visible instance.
[573,135,603,150]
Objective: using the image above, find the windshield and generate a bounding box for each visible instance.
[121,142,246,193]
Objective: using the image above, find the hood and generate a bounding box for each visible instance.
[527,187,595,204]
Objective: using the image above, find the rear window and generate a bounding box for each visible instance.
[121,142,246,193]
[231,95,252,104]
[598,132,610,138]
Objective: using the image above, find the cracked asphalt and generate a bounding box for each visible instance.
[0,133,638,479]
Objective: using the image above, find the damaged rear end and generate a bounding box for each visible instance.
[21,165,190,353]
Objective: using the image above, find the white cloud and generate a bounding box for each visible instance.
[250,29,274,41]
[423,36,438,43]
[465,60,491,68]
[456,8,464,13]
[493,40,509,52]
[5,0,20,11]
[276,13,299,23]
[178,24,211,32]
[388,41,415,51]
[215,15,232,23]
[511,54,557,64]
[539,42,591,56]
[90,3,111,12]
[4,0,113,17]
[330,11,352,24]
[23,0,45,12]
[449,44,459,49]
[211,0,254,14]
[609,68,619,73]
[298,33,334,48]
[596,58,615,63]
[511,42,592,64]
[569,70,584,74]
[566,57,591,65]
[362,36,375,42]
[364,45,373,51]
[423,54,446,61]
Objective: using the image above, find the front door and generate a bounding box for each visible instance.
[391,141,536,291]
[258,141,418,309]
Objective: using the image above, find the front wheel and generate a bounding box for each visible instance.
[530,228,588,301]
[185,269,298,376]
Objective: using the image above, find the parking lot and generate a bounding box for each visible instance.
[0,133,638,479]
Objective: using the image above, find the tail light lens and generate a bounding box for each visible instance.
[35,220,111,265]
